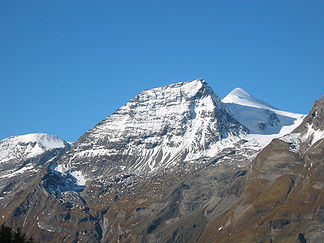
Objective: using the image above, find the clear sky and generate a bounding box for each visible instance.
[1,0,324,142]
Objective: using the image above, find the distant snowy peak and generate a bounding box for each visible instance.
[222,87,304,137]
[0,133,68,163]
[222,87,275,110]
[2,133,67,149]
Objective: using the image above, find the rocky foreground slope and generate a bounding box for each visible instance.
[200,94,324,243]
[0,79,322,243]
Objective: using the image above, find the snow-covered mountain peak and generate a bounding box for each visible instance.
[134,78,217,105]
[64,79,246,178]
[223,87,274,110]
[0,133,70,206]
[14,133,66,149]
[225,87,249,97]
[2,133,66,149]
[0,133,68,163]
[222,88,304,146]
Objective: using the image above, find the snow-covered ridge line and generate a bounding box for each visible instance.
[1,133,67,149]
[223,87,304,117]
[222,87,304,138]
[0,133,68,163]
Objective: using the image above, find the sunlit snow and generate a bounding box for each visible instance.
[223,87,305,147]
[0,133,66,164]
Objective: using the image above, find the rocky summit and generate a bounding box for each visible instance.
[0,79,322,243]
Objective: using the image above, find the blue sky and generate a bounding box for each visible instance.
[1,0,324,142]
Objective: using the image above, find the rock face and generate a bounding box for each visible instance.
[0,79,321,243]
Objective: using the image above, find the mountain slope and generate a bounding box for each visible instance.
[0,134,70,209]
[200,95,324,243]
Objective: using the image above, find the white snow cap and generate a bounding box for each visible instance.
[0,133,67,163]
[139,78,209,100]
[6,133,67,149]
[222,87,305,147]
[222,87,274,110]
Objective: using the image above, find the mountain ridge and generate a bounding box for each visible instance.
[0,79,321,243]
[58,79,247,182]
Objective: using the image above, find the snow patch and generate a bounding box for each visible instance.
[53,163,87,186]
[37,221,55,232]
[70,170,87,186]
[301,124,324,145]
[279,133,301,153]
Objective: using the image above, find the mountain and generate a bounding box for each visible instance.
[223,87,304,135]
[200,95,324,242]
[0,134,69,165]
[0,134,70,210]
[0,79,321,243]
[222,87,275,110]
[54,79,246,184]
